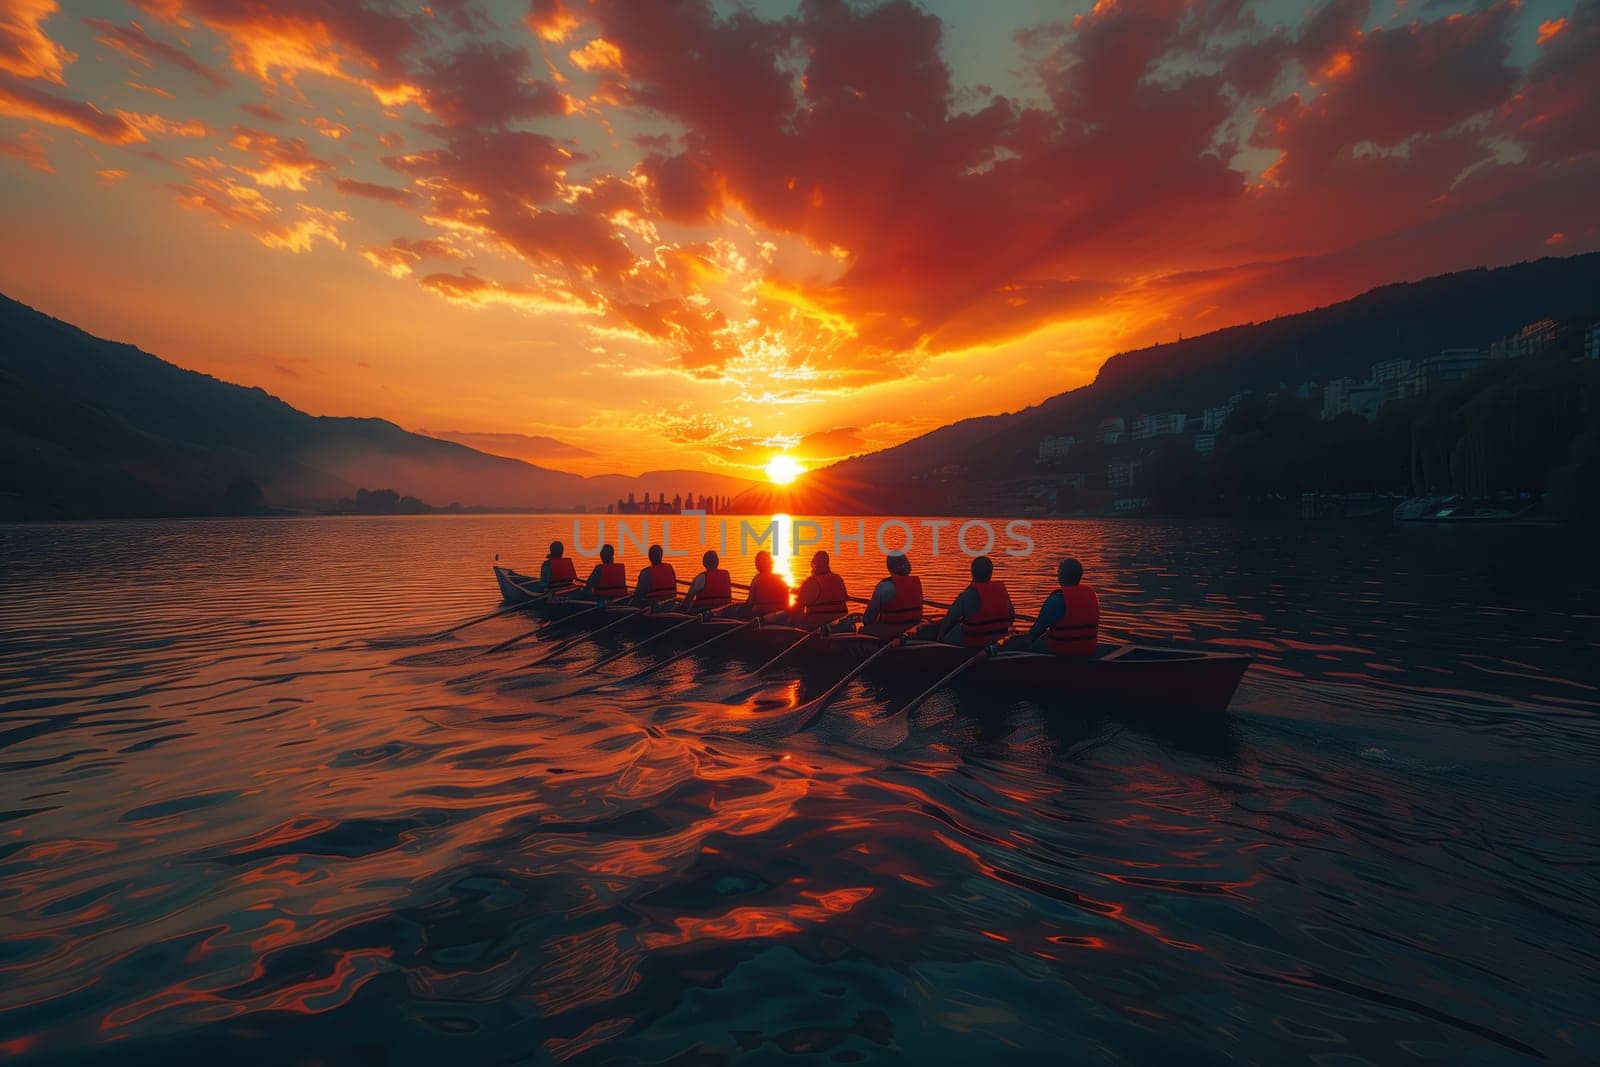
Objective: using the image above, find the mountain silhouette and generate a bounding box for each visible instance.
[732,253,1600,514]
[0,293,751,519]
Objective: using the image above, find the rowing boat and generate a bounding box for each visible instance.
[489,566,1251,715]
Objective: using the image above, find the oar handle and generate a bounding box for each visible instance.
[727,577,1039,626]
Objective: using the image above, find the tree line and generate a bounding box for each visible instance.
[1136,354,1600,521]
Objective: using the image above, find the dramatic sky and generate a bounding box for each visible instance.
[1,0,1596,477]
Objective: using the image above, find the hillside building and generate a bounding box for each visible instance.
[1108,455,1141,491]
[1416,348,1488,392]
[1036,434,1075,462]
[1322,378,1382,421]
[1490,319,1560,360]
[1371,359,1415,405]
[1131,411,1187,440]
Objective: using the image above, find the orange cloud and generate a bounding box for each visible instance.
[0,128,52,171]
[359,235,460,278]
[139,0,423,105]
[528,0,580,43]
[227,125,330,189]
[0,0,74,84]
[0,74,144,143]
[419,270,591,315]
[169,165,347,252]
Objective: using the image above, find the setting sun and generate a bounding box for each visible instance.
[765,455,804,485]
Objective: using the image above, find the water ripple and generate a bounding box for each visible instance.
[1,516,1596,1063]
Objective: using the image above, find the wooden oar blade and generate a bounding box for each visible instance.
[886,646,990,718]
[790,638,901,733]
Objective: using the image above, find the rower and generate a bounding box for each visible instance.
[790,550,849,627]
[681,550,733,613]
[730,550,790,618]
[583,543,629,602]
[539,540,577,592]
[862,552,922,638]
[936,555,1014,647]
[634,544,679,609]
[1026,558,1100,657]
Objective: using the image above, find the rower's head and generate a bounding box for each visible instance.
[754,550,773,573]
[599,543,615,564]
[548,540,565,558]
[1059,558,1084,586]
[970,555,995,582]
[702,550,719,570]
[887,553,911,576]
[811,550,831,575]
[648,544,664,565]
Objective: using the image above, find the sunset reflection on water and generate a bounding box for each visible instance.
[0,516,1595,1064]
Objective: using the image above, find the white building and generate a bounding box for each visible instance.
[1095,416,1125,446]
[1036,435,1075,462]
[1371,359,1415,405]
[1132,411,1187,440]
[1108,455,1141,491]
[1202,392,1249,431]
[1322,378,1382,421]
[1417,348,1488,391]
[1585,322,1599,361]
[1193,430,1218,457]
[1490,319,1559,361]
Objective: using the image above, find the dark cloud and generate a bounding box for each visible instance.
[84,17,231,89]
[335,176,414,205]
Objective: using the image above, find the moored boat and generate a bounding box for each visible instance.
[489,567,1251,715]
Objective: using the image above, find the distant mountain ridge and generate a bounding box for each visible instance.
[0,294,752,519]
[731,253,1600,514]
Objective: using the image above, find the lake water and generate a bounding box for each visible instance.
[1,516,1597,1064]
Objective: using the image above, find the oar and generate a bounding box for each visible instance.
[748,626,821,675]
[791,638,902,732]
[883,645,990,719]
[433,600,528,639]
[481,601,604,656]
[606,617,759,685]
[577,612,710,675]
[519,606,640,667]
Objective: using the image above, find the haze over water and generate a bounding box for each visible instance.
[1,516,1597,1064]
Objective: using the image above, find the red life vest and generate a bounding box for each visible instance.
[877,574,923,625]
[641,562,678,602]
[748,572,790,614]
[688,568,732,611]
[801,571,848,620]
[593,562,627,600]
[547,556,576,587]
[1046,584,1099,657]
[961,580,1014,646]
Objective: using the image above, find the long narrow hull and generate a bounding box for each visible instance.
[715,626,1249,716]
[490,567,1250,715]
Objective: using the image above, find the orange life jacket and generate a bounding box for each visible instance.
[547,556,576,587]
[748,572,790,614]
[641,562,678,602]
[877,574,923,625]
[1046,584,1099,657]
[801,571,848,620]
[593,562,627,600]
[961,580,1014,646]
[688,568,732,611]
